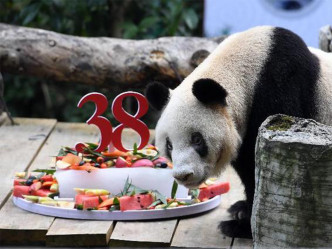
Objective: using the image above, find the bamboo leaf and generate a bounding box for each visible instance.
[171,180,178,199]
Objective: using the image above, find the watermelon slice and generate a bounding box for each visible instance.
[198,182,230,201]
[119,194,154,211]
[13,185,31,197]
[40,174,54,182]
[14,179,27,186]
[75,194,107,208]
[31,189,53,197]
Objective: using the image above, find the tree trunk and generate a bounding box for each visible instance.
[0,23,224,88]
[252,114,332,248]
[319,25,332,52]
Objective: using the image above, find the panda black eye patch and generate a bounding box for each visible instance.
[191,132,208,157]
[166,137,173,160]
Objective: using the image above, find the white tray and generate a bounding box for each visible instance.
[13,196,221,220]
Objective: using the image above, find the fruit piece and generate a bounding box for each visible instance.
[106,160,114,167]
[40,175,54,182]
[14,179,27,186]
[22,195,39,202]
[50,183,59,193]
[79,196,99,209]
[85,189,110,196]
[131,159,154,168]
[42,181,54,188]
[100,163,107,168]
[115,157,131,168]
[102,150,128,158]
[13,185,31,197]
[56,160,71,169]
[62,153,81,166]
[30,181,42,192]
[39,200,57,206]
[153,157,168,166]
[98,198,114,209]
[57,201,75,209]
[38,197,54,203]
[69,163,97,172]
[119,194,154,211]
[74,188,110,196]
[15,172,26,178]
[96,157,104,163]
[198,182,230,201]
[137,148,158,157]
[75,194,108,205]
[32,189,53,197]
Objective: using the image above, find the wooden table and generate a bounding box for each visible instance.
[0,116,253,248]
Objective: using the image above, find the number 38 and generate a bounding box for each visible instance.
[75,92,150,153]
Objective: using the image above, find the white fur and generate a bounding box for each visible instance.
[309,47,332,125]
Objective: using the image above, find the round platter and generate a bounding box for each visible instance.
[13,196,221,220]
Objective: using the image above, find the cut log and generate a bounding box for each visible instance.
[319,25,332,52]
[0,23,225,88]
[252,114,332,248]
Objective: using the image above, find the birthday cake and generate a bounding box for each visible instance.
[12,143,230,211]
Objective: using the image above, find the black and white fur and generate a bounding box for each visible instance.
[145,26,332,238]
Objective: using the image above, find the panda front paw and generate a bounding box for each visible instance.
[228,200,250,220]
[218,219,252,239]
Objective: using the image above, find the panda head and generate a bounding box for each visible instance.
[146,79,240,188]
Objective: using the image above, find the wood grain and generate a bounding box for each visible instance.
[46,219,114,247]
[0,23,225,87]
[171,166,245,248]
[110,220,177,247]
[0,118,56,207]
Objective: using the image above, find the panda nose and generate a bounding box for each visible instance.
[173,172,194,182]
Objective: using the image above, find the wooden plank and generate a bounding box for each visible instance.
[0,197,55,245]
[0,118,56,207]
[110,220,177,247]
[171,166,245,248]
[46,218,114,247]
[232,238,253,249]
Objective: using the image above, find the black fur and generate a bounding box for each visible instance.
[192,78,228,106]
[221,27,320,238]
[191,132,208,157]
[145,82,170,111]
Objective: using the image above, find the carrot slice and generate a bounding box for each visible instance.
[98,198,114,208]
[69,163,97,172]
[42,181,54,188]
[102,150,128,158]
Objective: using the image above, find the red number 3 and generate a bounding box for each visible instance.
[75,92,149,153]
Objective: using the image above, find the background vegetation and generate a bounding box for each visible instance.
[0,0,203,127]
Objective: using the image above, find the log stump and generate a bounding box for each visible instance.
[252,114,332,248]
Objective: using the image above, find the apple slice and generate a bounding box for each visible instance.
[56,160,71,169]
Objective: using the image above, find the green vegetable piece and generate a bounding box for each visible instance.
[171,180,178,199]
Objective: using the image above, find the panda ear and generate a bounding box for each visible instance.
[145,82,171,111]
[192,78,228,106]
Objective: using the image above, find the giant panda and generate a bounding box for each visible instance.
[145,26,332,238]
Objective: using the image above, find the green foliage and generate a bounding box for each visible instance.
[0,0,203,125]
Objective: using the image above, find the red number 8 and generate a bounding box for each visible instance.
[112,92,149,151]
